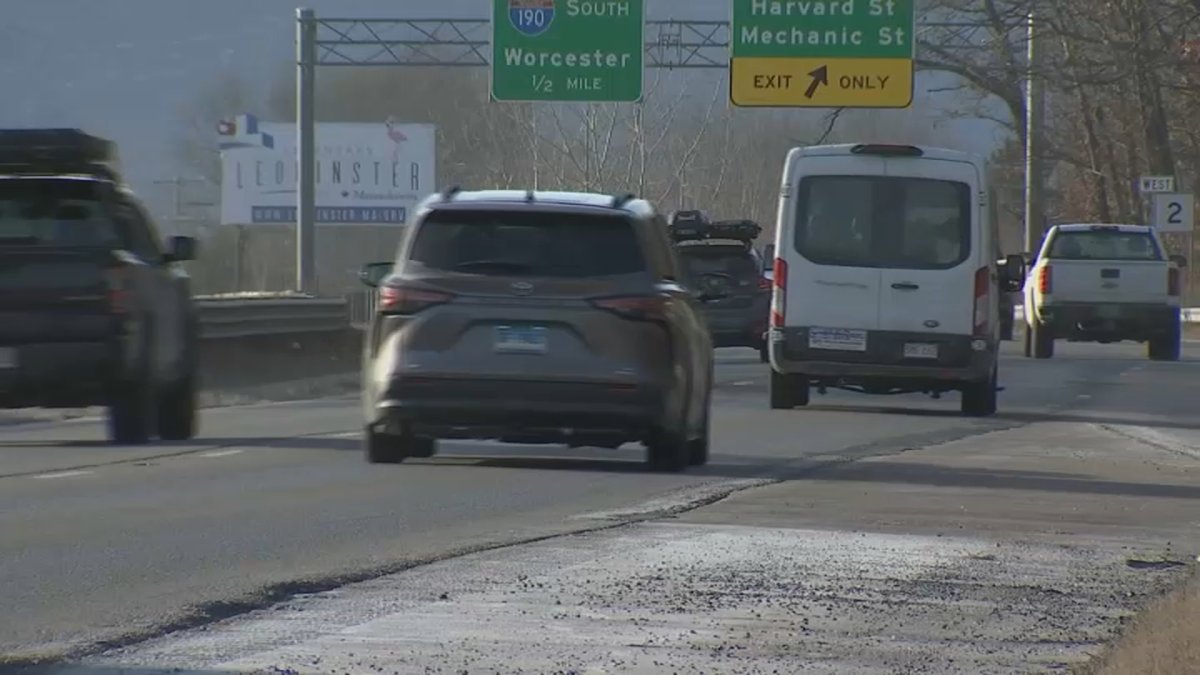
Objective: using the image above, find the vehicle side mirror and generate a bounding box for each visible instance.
[359,261,393,288]
[1169,254,1188,269]
[164,235,197,262]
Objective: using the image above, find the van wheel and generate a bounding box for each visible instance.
[1031,323,1054,359]
[770,370,809,409]
[961,365,998,417]
[1148,315,1182,361]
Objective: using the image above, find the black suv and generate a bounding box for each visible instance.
[357,189,725,472]
[668,211,771,361]
[0,129,200,443]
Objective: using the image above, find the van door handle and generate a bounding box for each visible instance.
[891,282,919,290]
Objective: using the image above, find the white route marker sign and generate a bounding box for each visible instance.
[1152,193,1194,233]
[1139,175,1175,193]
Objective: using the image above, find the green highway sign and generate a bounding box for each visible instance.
[491,0,645,103]
[730,0,916,108]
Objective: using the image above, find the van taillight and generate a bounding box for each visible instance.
[972,266,989,336]
[1037,265,1052,294]
[770,258,787,327]
[1168,267,1181,296]
[379,284,455,314]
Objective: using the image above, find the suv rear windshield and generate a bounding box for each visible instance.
[406,209,646,277]
[677,245,761,286]
[0,179,120,247]
[793,175,971,270]
[1046,230,1162,261]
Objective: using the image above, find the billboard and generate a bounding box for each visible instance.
[217,115,436,226]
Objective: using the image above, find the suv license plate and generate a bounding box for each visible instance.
[494,325,548,354]
[903,343,938,359]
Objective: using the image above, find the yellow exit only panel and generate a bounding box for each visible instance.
[730,57,914,108]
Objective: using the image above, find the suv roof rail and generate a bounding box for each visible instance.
[611,192,636,208]
[525,189,535,203]
[441,185,461,201]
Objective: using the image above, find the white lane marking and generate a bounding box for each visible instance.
[201,449,244,459]
[1077,394,1092,399]
[32,469,93,480]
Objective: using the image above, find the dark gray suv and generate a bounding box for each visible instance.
[358,188,722,472]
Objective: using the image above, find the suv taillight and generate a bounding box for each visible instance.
[589,294,670,321]
[1168,266,1181,296]
[106,266,132,315]
[770,258,787,327]
[972,266,990,336]
[1037,265,1052,294]
[379,284,455,314]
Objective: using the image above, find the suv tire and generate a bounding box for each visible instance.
[364,426,434,464]
[157,371,197,441]
[646,427,690,472]
[688,403,711,467]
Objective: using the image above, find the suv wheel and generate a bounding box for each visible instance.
[687,403,711,467]
[364,426,435,464]
[157,371,197,441]
[109,373,154,445]
[646,427,690,472]
[769,370,809,409]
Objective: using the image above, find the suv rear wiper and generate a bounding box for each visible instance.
[454,259,535,274]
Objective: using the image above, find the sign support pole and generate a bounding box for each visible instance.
[1023,10,1046,254]
[296,8,317,295]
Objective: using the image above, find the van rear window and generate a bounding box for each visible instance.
[407,209,647,278]
[792,176,971,270]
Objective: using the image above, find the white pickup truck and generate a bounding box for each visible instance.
[1023,224,1186,360]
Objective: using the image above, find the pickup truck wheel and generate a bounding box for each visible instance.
[770,370,809,409]
[1031,323,1054,359]
[1148,315,1182,361]
[156,373,197,441]
[960,365,998,417]
[108,375,153,445]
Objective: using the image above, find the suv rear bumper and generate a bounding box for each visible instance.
[370,377,665,442]
[0,341,123,407]
[770,327,995,384]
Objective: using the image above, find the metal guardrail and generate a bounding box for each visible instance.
[188,292,1200,341]
[195,297,349,339]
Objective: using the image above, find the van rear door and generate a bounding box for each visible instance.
[783,154,886,340]
[874,157,981,337]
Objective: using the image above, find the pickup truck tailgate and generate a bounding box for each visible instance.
[1047,260,1169,304]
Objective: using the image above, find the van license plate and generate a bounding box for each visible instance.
[903,343,939,359]
[494,325,547,354]
[808,327,867,352]
[0,348,16,369]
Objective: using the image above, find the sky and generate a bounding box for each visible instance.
[0,0,1009,225]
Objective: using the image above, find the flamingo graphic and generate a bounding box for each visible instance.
[385,116,407,162]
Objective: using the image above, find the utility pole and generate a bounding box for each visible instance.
[296,8,317,295]
[1023,9,1047,254]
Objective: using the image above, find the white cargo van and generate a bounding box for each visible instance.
[766,143,1025,416]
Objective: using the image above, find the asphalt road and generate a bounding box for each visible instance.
[3,341,1198,664]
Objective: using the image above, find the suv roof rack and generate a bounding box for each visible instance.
[849,143,924,157]
[0,128,121,180]
[611,192,636,208]
[669,217,762,244]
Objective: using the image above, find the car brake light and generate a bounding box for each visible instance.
[378,284,455,314]
[589,294,669,321]
[1168,267,1181,296]
[770,258,787,327]
[1037,265,1052,294]
[106,266,131,315]
[972,266,989,336]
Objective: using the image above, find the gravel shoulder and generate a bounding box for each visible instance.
[55,417,1200,675]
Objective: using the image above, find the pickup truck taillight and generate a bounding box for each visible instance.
[972,266,989,336]
[1168,267,1181,296]
[770,258,787,327]
[1037,265,1052,294]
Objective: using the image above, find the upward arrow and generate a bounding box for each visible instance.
[804,66,829,99]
